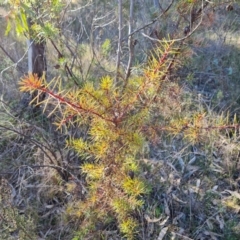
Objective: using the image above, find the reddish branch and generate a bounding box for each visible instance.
[22,77,115,124]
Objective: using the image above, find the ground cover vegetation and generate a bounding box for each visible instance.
[1,0,240,239]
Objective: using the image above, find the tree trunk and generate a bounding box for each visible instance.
[27,38,47,114]
[27,39,47,78]
[17,20,47,117]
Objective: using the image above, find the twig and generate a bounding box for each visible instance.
[49,38,79,86]
[142,0,206,43]
[0,44,16,64]
[19,164,86,192]
[0,41,31,77]
[122,0,174,40]
[115,0,122,83]
[125,0,134,81]
[0,124,67,179]
[141,17,201,43]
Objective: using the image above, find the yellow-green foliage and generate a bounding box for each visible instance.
[101,38,112,57]
[18,40,174,238]
[18,39,236,239]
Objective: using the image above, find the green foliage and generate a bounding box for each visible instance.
[101,38,112,57]
[4,0,64,39]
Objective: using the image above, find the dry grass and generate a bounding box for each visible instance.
[139,131,240,239]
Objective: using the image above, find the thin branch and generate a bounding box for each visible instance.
[0,41,31,77]
[142,6,204,43]
[21,79,115,123]
[0,125,53,161]
[125,0,134,81]
[67,2,92,13]
[49,38,80,86]
[115,0,123,83]
[123,0,174,40]
[0,44,16,64]
[19,165,86,192]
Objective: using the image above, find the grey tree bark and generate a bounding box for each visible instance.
[115,0,123,83]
